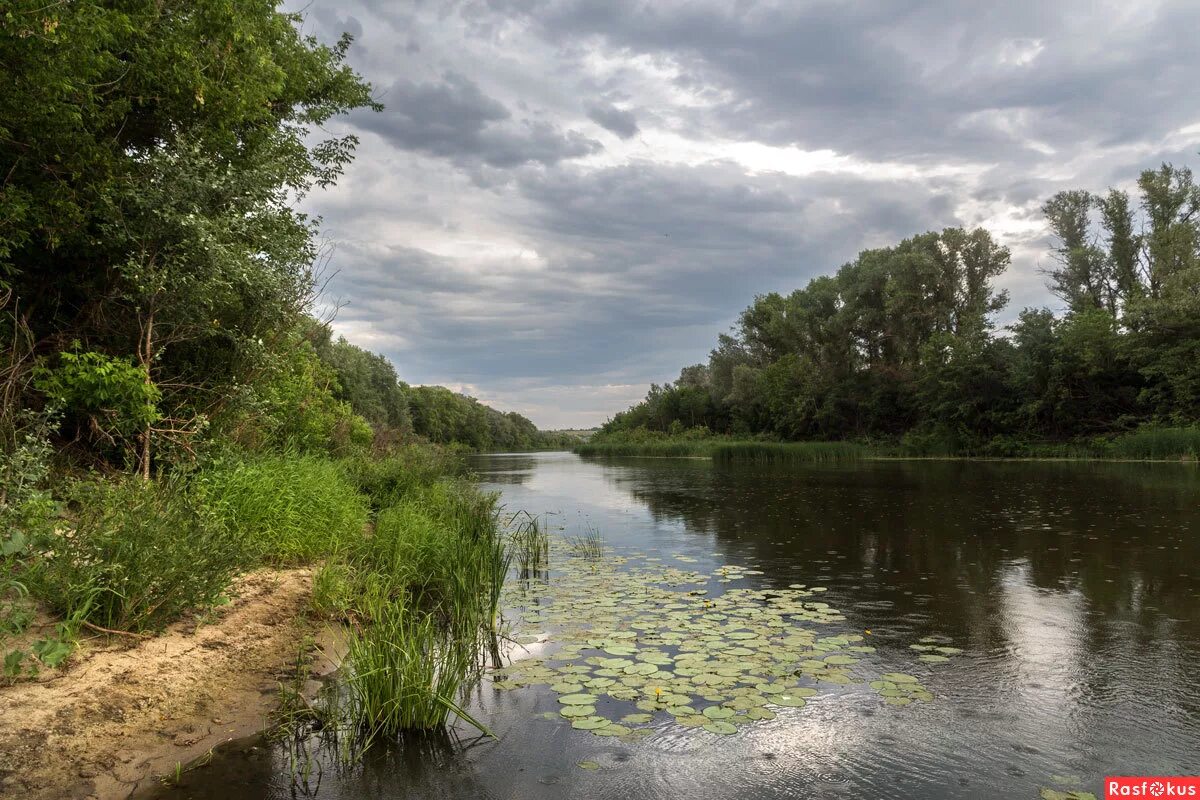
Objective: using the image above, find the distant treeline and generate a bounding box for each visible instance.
[600,164,1200,456]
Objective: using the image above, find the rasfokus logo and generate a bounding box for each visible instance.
[1106,777,1200,798]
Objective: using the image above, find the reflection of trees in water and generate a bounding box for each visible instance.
[610,459,1200,692]
[471,454,539,486]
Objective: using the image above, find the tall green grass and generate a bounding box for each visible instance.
[575,440,718,457]
[30,477,242,633]
[339,446,465,511]
[198,456,369,564]
[576,439,866,462]
[344,593,487,736]
[509,511,549,579]
[710,441,866,463]
[1109,426,1200,460]
[333,477,508,739]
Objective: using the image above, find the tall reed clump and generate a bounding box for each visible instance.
[198,456,369,564]
[29,476,243,633]
[344,592,487,736]
[1109,426,1200,461]
[710,441,866,463]
[575,440,718,457]
[509,511,549,579]
[337,476,508,739]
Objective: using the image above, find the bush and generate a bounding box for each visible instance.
[29,477,242,633]
[199,456,368,564]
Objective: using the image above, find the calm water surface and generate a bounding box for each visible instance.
[154,453,1200,800]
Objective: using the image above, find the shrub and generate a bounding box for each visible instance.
[29,477,242,633]
[199,456,368,564]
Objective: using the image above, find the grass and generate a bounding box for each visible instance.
[324,474,509,743]
[710,441,866,463]
[1109,426,1200,460]
[576,439,866,463]
[566,524,604,560]
[509,511,549,579]
[574,440,719,457]
[578,430,1200,463]
[198,456,368,564]
[344,593,489,737]
[29,476,243,633]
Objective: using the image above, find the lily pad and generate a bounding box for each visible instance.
[558,693,598,705]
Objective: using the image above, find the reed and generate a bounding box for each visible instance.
[509,511,549,579]
[710,441,866,463]
[344,593,489,736]
[566,524,604,560]
[1108,426,1200,460]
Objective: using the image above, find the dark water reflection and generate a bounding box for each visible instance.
[150,453,1200,800]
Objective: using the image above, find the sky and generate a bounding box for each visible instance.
[289,0,1200,429]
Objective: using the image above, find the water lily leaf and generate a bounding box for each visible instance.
[592,724,631,737]
[560,705,597,718]
[550,682,585,693]
[571,716,612,730]
[558,693,598,705]
[702,720,738,735]
[702,706,735,720]
[881,672,919,684]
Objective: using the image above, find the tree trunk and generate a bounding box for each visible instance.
[140,307,154,481]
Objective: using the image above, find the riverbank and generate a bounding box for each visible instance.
[574,426,1200,462]
[0,568,334,800]
[0,444,511,796]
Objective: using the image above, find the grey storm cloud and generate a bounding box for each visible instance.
[287,0,1200,427]
[352,72,602,168]
[586,103,640,139]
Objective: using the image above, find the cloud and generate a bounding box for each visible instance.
[287,0,1200,428]
[587,103,640,139]
[352,72,602,168]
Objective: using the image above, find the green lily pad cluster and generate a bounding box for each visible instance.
[490,540,937,741]
[908,635,964,664]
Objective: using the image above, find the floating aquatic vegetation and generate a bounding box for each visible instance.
[1040,790,1097,800]
[490,539,943,745]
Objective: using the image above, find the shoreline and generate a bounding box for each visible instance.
[0,569,333,800]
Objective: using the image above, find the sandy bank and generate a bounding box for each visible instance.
[0,568,332,799]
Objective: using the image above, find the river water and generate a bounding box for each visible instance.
[153,452,1200,799]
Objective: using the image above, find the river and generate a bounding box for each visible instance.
[152,452,1200,799]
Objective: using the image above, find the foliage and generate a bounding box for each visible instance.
[219,334,373,458]
[33,349,160,465]
[2,0,378,469]
[406,384,561,451]
[602,168,1200,456]
[198,456,368,564]
[28,477,242,633]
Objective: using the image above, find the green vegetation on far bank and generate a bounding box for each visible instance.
[576,426,1200,462]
